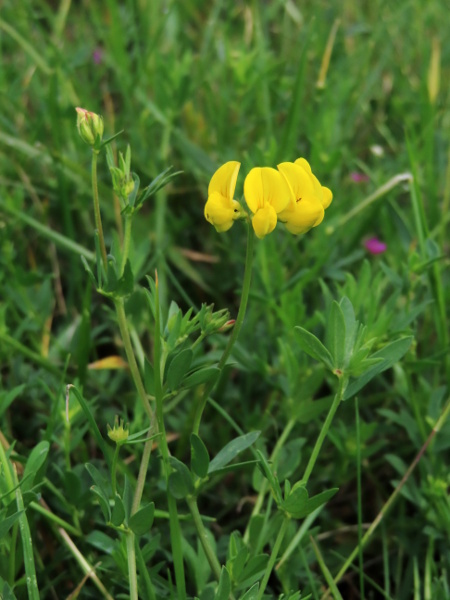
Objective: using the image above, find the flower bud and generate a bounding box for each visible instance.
[107,416,129,445]
[76,107,104,147]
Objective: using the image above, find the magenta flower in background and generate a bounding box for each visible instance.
[364,237,387,255]
[92,48,103,64]
[350,172,370,183]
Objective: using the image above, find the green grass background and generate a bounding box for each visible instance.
[0,0,449,598]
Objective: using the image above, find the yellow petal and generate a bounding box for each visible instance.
[294,157,312,173]
[204,191,235,232]
[208,161,241,200]
[321,186,333,209]
[294,157,333,208]
[244,167,291,215]
[282,197,325,235]
[277,162,316,203]
[251,205,277,239]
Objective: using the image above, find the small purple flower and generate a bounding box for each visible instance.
[364,237,387,255]
[350,172,369,183]
[92,48,103,65]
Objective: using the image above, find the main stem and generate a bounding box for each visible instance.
[126,533,138,600]
[90,150,152,599]
[154,273,186,599]
[192,225,255,435]
[302,375,347,485]
[91,150,108,268]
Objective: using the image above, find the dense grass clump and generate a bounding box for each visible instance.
[0,2,449,599]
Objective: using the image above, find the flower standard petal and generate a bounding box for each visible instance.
[294,157,332,209]
[208,161,241,200]
[244,167,291,215]
[260,167,291,213]
[277,162,316,203]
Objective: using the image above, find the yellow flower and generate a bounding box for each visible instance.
[244,167,291,238]
[204,161,243,232]
[277,159,332,235]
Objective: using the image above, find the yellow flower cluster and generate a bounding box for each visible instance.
[204,159,332,239]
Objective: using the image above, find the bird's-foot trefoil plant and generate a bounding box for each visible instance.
[38,108,427,600]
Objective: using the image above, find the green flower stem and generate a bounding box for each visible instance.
[186,496,222,581]
[256,516,290,600]
[154,273,186,599]
[15,468,40,600]
[120,214,132,277]
[91,150,108,268]
[115,298,153,422]
[324,399,450,598]
[302,376,348,485]
[243,417,296,544]
[126,532,139,600]
[192,225,255,435]
[111,444,121,496]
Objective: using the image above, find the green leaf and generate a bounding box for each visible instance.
[81,255,98,288]
[209,432,261,474]
[0,578,18,600]
[69,386,110,466]
[90,486,111,522]
[22,441,49,493]
[129,502,155,536]
[144,359,156,396]
[167,349,193,390]
[85,530,117,555]
[339,297,357,364]
[282,485,338,519]
[0,510,24,539]
[239,582,259,600]
[0,385,25,419]
[294,327,334,370]
[190,434,210,478]
[123,476,133,523]
[111,494,125,527]
[85,463,110,500]
[115,260,134,297]
[237,554,269,588]
[215,567,231,600]
[183,367,220,389]
[168,457,194,499]
[327,301,346,369]
[344,337,413,400]
[255,450,283,505]
[227,546,248,582]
